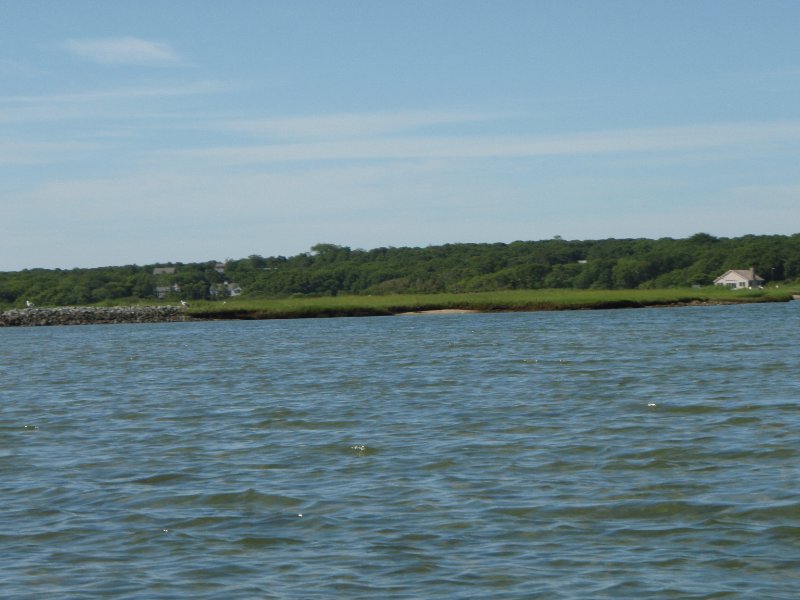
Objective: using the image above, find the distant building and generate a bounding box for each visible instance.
[214,262,226,274]
[713,268,764,289]
[153,267,176,275]
[209,281,242,298]
[154,283,181,298]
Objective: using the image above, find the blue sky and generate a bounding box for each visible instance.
[2,1,800,270]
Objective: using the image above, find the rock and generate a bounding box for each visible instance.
[0,306,190,327]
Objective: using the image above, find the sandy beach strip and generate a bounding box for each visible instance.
[396,309,481,316]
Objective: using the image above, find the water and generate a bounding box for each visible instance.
[2,302,799,599]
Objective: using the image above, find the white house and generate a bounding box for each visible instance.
[713,268,765,289]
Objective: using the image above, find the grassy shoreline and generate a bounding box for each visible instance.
[183,287,797,321]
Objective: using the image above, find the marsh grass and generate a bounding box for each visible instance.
[184,287,796,320]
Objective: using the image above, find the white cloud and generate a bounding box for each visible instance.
[65,36,184,66]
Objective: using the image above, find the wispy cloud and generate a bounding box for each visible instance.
[731,183,800,206]
[0,81,230,125]
[0,141,102,165]
[65,36,184,66]
[3,80,226,105]
[175,120,800,165]
[218,109,514,140]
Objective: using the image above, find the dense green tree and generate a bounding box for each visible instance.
[2,234,800,308]
[612,258,651,289]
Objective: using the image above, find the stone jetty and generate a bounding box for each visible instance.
[0,306,189,327]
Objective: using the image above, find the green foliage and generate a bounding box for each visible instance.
[2,233,799,309]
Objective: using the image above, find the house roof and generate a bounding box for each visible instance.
[713,269,765,283]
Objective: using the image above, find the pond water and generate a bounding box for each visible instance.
[2,302,799,598]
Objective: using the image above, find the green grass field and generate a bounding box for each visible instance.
[182,287,797,320]
[4,286,795,317]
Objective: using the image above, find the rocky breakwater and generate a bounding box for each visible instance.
[0,306,189,327]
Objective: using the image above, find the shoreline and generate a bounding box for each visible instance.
[1,295,793,327]
[396,308,481,316]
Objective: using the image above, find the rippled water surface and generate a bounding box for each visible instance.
[2,303,800,598]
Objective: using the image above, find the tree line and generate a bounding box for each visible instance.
[2,233,799,308]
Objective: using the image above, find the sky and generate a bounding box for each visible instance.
[2,1,800,270]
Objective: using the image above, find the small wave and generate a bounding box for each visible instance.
[164,488,303,509]
[236,535,303,548]
[766,525,800,541]
[130,472,191,485]
[734,502,800,521]
[518,500,736,522]
[204,489,302,509]
[661,404,720,415]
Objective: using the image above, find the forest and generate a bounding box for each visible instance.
[2,233,799,308]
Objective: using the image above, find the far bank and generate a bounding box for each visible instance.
[2,288,796,327]
[185,288,796,321]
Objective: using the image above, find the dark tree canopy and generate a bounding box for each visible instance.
[2,233,799,308]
